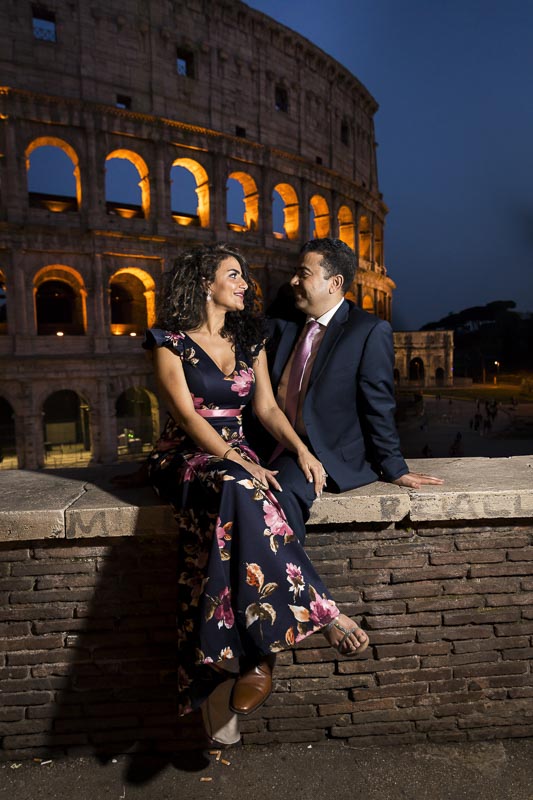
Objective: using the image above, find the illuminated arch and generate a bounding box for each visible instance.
[362,293,374,313]
[115,386,159,461]
[26,137,81,209]
[358,213,371,261]
[227,171,259,232]
[272,183,299,240]
[33,265,87,335]
[374,221,383,266]
[0,396,17,469]
[42,389,92,467]
[309,194,330,238]
[109,267,156,336]
[171,158,209,227]
[409,358,425,382]
[105,149,150,219]
[338,205,355,251]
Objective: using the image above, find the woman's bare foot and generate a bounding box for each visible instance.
[322,614,369,657]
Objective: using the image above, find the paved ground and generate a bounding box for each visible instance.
[2,740,533,800]
[398,393,533,459]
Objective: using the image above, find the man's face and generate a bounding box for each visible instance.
[290,251,339,318]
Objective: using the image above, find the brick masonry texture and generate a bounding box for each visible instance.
[2,520,533,759]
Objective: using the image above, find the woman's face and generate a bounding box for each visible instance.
[208,256,248,312]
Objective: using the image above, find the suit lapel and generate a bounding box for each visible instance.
[308,300,350,388]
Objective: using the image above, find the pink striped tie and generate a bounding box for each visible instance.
[270,320,321,462]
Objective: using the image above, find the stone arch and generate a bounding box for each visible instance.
[0,270,7,334]
[42,389,92,467]
[115,386,159,460]
[272,183,299,240]
[227,171,259,232]
[374,220,383,266]
[309,194,330,238]
[409,357,425,382]
[33,265,87,335]
[171,158,209,227]
[0,396,17,469]
[338,204,355,251]
[358,213,371,261]
[26,136,81,210]
[109,267,156,336]
[362,293,374,313]
[105,149,150,219]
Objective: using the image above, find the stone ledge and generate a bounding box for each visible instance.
[1,456,532,541]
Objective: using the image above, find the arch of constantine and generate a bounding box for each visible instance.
[0,0,451,469]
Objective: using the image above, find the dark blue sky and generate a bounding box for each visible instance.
[247,0,533,330]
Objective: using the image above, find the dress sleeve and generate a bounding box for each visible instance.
[249,338,267,359]
[142,328,185,357]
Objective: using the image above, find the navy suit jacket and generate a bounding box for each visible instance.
[261,299,409,493]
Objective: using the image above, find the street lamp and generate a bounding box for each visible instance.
[494,361,500,385]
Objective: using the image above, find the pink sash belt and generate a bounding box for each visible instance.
[196,407,243,418]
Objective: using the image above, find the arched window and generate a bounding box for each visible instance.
[358,214,371,261]
[34,266,86,336]
[409,358,425,382]
[272,183,299,240]
[0,397,17,469]
[338,205,355,251]
[171,158,209,227]
[309,195,330,239]
[116,387,158,461]
[109,268,155,336]
[0,273,7,334]
[362,294,374,313]
[26,138,81,212]
[105,150,150,219]
[42,390,91,467]
[226,172,258,232]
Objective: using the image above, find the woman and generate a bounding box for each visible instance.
[143,244,368,739]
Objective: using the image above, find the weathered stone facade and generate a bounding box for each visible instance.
[393,331,454,388]
[0,0,436,470]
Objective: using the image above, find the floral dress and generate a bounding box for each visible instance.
[143,328,340,714]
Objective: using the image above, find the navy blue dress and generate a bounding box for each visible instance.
[144,329,339,714]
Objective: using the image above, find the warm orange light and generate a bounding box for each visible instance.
[56,331,64,336]
[113,207,140,219]
[172,213,197,227]
[43,199,72,213]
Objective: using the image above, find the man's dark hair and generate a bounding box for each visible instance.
[300,238,357,290]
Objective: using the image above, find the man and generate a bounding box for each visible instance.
[257,237,443,540]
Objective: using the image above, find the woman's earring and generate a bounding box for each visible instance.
[206,289,212,302]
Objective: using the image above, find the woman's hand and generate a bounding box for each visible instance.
[296,448,327,496]
[238,459,282,492]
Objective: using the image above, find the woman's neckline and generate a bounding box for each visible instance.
[183,331,237,378]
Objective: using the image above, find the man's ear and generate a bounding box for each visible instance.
[329,274,344,293]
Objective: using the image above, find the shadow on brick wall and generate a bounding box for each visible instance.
[38,466,211,780]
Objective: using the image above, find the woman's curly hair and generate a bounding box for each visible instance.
[157,244,266,357]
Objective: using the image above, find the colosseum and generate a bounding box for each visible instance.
[0,0,452,470]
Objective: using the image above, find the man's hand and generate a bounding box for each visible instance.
[392,472,444,489]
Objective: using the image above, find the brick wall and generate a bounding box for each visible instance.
[2,517,533,760]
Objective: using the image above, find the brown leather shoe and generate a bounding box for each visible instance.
[229,657,274,715]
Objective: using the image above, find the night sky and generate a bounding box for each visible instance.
[246,0,533,330]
